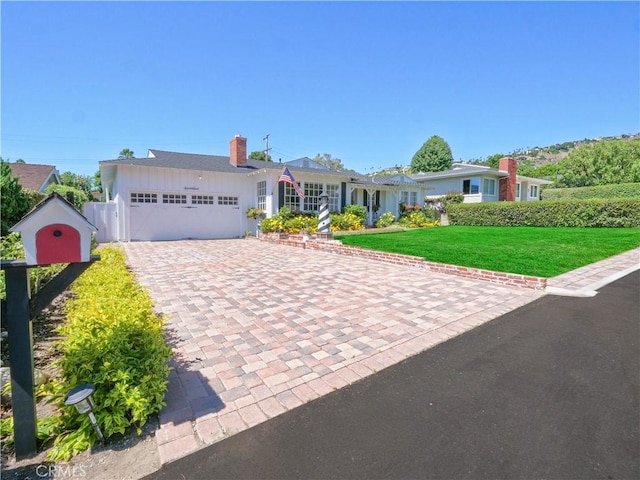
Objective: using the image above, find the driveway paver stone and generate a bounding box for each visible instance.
[122,239,547,464]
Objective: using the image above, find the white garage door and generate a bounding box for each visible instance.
[129,193,242,241]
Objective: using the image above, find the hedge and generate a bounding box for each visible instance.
[447,199,640,227]
[542,183,640,201]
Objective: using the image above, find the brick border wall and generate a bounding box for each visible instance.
[258,233,547,290]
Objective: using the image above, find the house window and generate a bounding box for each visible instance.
[162,194,187,204]
[299,182,340,212]
[462,179,480,194]
[400,191,417,205]
[530,185,539,198]
[131,192,157,204]
[283,183,301,211]
[482,178,496,195]
[218,195,239,206]
[516,183,521,200]
[257,181,266,210]
[326,184,340,212]
[303,182,323,212]
[191,195,215,205]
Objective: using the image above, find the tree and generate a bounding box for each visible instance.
[313,153,345,170]
[94,170,102,193]
[60,171,93,198]
[1,158,30,235]
[118,148,135,159]
[45,184,89,210]
[485,153,504,169]
[410,135,453,173]
[557,138,640,187]
[248,151,272,162]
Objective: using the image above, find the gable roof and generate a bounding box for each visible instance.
[100,150,359,177]
[99,149,425,190]
[9,191,96,233]
[8,163,60,192]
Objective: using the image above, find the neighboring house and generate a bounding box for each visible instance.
[8,163,61,193]
[410,157,553,203]
[86,135,425,242]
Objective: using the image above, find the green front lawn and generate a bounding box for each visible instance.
[335,226,640,278]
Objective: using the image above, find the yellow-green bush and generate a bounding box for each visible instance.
[398,211,439,228]
[375,212,396,228]
[330,212,365,231]
[41,246,172,460]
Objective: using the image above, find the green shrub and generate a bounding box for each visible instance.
[447,199,640,227]
[542,183,640,201]
[23,189,47,211]
[45,185,89,210]
[343,205,367,223]
[375,212,396,228]
[41,246,172,461]
[1,160,30,236]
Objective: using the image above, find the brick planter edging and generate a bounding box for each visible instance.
[258,232,547,290]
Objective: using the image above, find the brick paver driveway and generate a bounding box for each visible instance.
[122,239,544,463]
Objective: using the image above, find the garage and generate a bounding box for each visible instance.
[129,192,242,241]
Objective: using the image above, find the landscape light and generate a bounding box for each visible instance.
[64,383,105,444]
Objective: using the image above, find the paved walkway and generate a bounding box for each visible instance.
[546,247,640,296]
[120,241,639,465]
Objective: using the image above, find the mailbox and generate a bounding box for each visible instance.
[9,192,97,266]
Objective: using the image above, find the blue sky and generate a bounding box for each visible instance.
[2,1,638,177]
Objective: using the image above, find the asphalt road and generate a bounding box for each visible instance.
[148,271,639,480]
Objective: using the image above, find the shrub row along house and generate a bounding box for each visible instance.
[84,136,551,242]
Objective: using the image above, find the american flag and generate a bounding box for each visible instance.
[279,167,305,199]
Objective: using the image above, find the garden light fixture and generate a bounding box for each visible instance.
[64,383,105,444]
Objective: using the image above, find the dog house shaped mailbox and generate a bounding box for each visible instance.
[9,192,97,266]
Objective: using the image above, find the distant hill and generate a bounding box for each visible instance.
[374,133,640,175]
[504,133,640,168]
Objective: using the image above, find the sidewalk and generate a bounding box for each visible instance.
[546,247,640,296]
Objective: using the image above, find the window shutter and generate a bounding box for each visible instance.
[278,182,284,208]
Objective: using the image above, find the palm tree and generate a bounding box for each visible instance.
[118,148,135,159]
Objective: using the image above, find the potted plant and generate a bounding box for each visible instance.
[246,207,266,220]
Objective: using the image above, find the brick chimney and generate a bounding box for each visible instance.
[230,135,247,167]
[498,157,517,201]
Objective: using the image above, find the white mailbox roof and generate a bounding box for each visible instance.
[9,192,97,234]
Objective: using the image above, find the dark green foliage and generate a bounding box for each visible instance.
[484,154,504,169]
[557,138,640,187]
[59,172,94,198]
[45,184,90,210]
[0,160,30,236]
[411,135,453,173]
[248,151,272,161]
[542,183,640,200]
[447,199,640,227]
[23,188,47,211]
